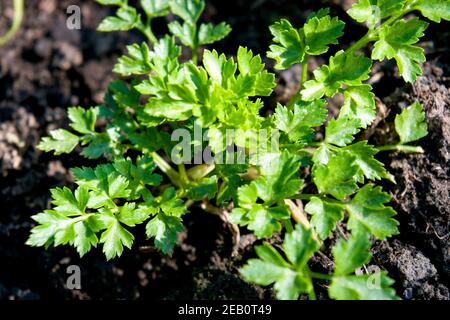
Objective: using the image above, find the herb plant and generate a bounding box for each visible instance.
[27,0,449,300]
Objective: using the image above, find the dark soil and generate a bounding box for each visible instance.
[0,0,448,300]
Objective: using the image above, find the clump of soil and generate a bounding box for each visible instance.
[369,63,450,300]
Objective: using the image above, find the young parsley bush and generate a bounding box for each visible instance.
[27,0,449,300]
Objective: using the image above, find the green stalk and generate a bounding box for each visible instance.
[0,0,24,46]
[346,31,374,54]
[138,17,157,44]
[284,219,294,233]
[192,47,198,65]
[300,55,309,88]
[293,194,316,200]
[287,55,309,107]
[292,193,344,205]
[377,144,424,153]
[150,151,182,187]
[309,271,332,281]
[191,25,199,65]
[178,163,190,186]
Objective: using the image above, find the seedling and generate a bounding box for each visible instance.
[27,0,449,300]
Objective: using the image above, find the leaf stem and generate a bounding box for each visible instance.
[0,0,24,46]
[292,193,344,205]
[377,144,424,153]
[287,55,309,107]
[309,271,332,281]
[191,25,199,65]
[178,163,190,185]
[300,55,309,88]
[150,151,181,187]
[292,194,316,200]
[346,30,376,54]
[192,47,198,65]
[137,15,157,44]
[284,219,294,233]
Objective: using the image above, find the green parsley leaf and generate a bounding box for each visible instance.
[37,129,80,155]
[346,184,399,240]
[145,187,187,254]
[305,197,344,240]
[325,116,361,147]
[304,14,345,55]
[267,19,306,69]
[168,21,196,47]
[413,0,450,23]
[329,272,399,300]
[169,0,204,25]
[240,225,319,299]
[68,107,98,134]
[394,101,428,144]
[140,0,170,17]
[312,151,359,200]
[333,232,372,275]
[339,85,376,129]
[98,6,141,32]
[301,51,372,100]
[343,141,395,183]
[331,221,398,302]
[146,214,184,255]
[372,18,429,82]
[347,0,404,28]
[198,22,232,46]
[273,100,328,142]
[113,42,152,76]
[97,210,134,260]
[283,224,321,268]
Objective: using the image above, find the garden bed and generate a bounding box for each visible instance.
[0,0,448,300]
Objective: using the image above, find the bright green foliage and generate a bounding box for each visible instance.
[145,187,187,254]
[240,225,320,300]
[301,51,372,100]
[313,151,359,200]
[346,184,399,240]
[395,101,428,143]
[170,0,204,24]
[267,19,306,70]
[98,6,141,32]
[412,0,450,23]
[304,12,345,55]
[348,0,404,28]
[267,9,345,69]
[114,42,152,76]
[230,151,302,238]
[140,0,170,17]
[329,273,399,300]
[37,129,80,155]
[329,233,399,300]
[339,85,376,128]
[343,141,395,183]
[28,156,183,259]
[333,233,372,275]
[30,0,442,301]
[198,22,232,45]
[37,106,121,159]
[274,100,328,143]
[168,0,231,56]
[305,197,344,240]
[372,18,428,82]
[325,117,361,147]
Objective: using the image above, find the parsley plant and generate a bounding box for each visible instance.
[27,0,449,300]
